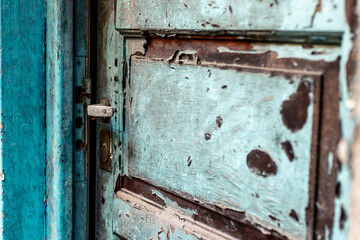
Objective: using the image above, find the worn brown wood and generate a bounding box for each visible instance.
[122,176,286,240]
[314,60,341,240]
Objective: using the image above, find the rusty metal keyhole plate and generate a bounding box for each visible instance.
[99,126,112,172]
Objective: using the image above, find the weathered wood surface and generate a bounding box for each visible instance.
[113,190,238,240]
[116,0,346,32]
[125,58,319,239]
[93,0,355,239]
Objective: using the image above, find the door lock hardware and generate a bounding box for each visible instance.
[99,127,112,172]
[87,98,114,118]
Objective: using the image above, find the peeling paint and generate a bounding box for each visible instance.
[246,149,278,177]
[150,190,198,217]
[280,81,311,133]
[92,1,360,239]
[126,58,317,239]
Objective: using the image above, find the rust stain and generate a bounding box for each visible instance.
[280,81,311,132]
[246,149,278,177]
[281,140,295,162]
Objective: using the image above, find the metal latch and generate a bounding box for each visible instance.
[87,98,114,118]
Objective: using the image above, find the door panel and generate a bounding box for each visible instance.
[111,37,340,239]
[95,0,343,239]
[126,58,319,239]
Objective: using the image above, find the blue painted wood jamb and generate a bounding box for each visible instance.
[73,0,89,238]
[46,0,74,239]
[0,0,46,239]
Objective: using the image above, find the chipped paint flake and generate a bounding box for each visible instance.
[328,153,334,176]
[337,139,349,165]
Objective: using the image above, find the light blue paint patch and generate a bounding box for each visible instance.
[328,153,334,176]
[325,225,330,240]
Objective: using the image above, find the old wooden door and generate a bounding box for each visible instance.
[94,1,345,239]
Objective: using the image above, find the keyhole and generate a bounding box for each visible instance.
[100,142,109,163]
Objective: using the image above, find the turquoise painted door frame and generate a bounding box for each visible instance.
[46,0,89,239]
[0,0,45,238]
[0,0,89,239]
